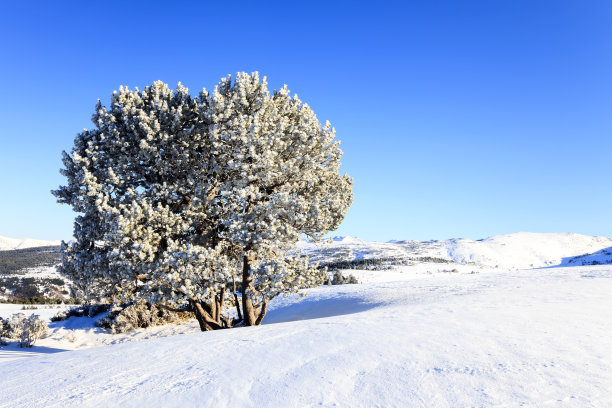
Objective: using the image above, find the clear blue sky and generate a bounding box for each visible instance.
[1,0,611,242]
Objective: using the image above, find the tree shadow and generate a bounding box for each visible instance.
[48,314,108,333]
[264,292,381,325]
[0,344,67,362]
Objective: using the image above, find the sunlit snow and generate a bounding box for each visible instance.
[1,233,611,407]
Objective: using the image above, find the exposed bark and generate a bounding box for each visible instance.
[209,297,218,322]
[254,300,268,326]
[220,314,232,328]
[216,288,225,322]
[189,298,224,331]
[232,276,243,322]
[241,255,257,326]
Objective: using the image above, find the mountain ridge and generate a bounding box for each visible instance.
[297,232,612,269]
[0,236,61,251]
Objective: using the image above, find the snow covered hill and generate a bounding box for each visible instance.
[1,232,612,406]
[1,265,611,407]
[0,236,61,251]
[297,232,612,269]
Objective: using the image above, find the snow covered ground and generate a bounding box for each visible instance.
[1,262,611,407]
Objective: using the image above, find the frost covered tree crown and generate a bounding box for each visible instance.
[53,72,353,329]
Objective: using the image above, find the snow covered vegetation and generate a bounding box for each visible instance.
[52,72,353,330]
[0,313,48,347]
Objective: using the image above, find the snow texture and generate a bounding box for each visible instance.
[1,232,611,406]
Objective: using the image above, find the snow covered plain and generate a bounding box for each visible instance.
[1,233,611,407]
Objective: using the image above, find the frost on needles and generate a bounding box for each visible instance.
[52,72,353,330]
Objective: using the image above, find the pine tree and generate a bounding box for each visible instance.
[53,73,353,330]
[205,73,353,325]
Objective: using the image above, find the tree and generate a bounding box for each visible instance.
[53,72,353,330]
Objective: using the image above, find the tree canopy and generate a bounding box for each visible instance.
[53,72,353,330]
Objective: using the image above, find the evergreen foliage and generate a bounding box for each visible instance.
[96,300,191,334]
[53,73,352,330]
[0,277,74,303]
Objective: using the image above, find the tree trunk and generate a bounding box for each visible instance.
[241,255,258,326]
[189,298,224,331]
[232,276,243,323]
[241,256,269,326]
[254,300,268,325]
[209,298,218,323]
[216,288,225,322]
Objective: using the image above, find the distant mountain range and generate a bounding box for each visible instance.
[13,229,608,276]
[296,232,612,269]
[0,236,61,251]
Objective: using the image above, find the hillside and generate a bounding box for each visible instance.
[2,231,611,302]
[0,264,611,406]
[0,246,68,302]
[1,232,612,405]
[297,232,612,269]
[0,236,62,251]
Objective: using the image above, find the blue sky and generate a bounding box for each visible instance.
[1,1,611,242]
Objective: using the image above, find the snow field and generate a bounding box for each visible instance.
[0,265,610,407]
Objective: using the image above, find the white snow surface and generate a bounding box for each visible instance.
[0,236,61,251]
[1,232,612,406]
[1,264,612,407]
[297,232,612,268]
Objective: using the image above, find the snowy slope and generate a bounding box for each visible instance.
[0,236,61,251]
[297,232,612,269]
[563,247,612,266]
[1,265,611,407]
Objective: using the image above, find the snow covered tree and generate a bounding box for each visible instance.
[53,73,352,330]
[203,73,353,325]
[53,81,230,330]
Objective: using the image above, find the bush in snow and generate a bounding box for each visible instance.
[0,317,8,345]
[5,313,26,340]
[19,314,49,348]
[51,303,110,322]
[0,313,49,347]
[96,300,191,334]
[330,270,359,285]
[53,72,352,330]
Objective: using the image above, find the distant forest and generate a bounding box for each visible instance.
[319,256,454,271]
[0,246,61,274]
